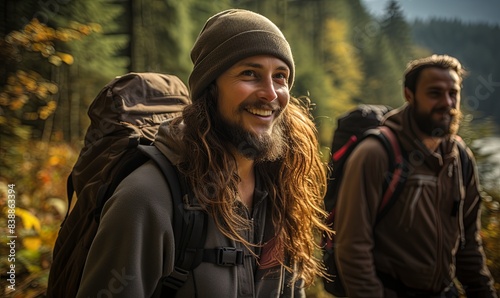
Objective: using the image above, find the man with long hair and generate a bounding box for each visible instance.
[76,9,330,297]
[334,55,497,297]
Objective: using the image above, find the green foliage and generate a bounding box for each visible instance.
[314,18,363,151]
[458,115,500,295]
[0,18,99,155]
[323,19,363,106]
[459,115,499,190]
[1,0,499,296]
[358,1,418,108]
[362,33,405,107]
[380,0,413,64]
[52,0,129,80]
[480,192,500,294]
[33,0,132,143]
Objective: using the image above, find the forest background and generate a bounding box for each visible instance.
[0,0,499,297]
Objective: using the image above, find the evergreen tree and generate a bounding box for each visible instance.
[48,1,128,142]
[127,0,197,80]
[363,33,404,107]
[380,0,413,65]
[358,0,415,108]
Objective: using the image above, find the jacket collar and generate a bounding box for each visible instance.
[383,104,460,173]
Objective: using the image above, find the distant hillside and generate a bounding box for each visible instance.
[362,0,500,26]
[411,19,500,127]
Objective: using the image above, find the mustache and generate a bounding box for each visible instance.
[243,102,282,111]
[432,107,460,116]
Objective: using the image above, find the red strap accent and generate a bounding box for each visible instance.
[332,135,357,162]
[378,126,403,212]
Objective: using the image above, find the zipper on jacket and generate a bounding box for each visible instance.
[455,158,466,248]
[431,176,444,290]
[431,159,456,290]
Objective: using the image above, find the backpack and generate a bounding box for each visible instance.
[321,104,472,297]
[321,104,407,297]
[46,72,204,297]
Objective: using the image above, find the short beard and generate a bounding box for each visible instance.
[412,101,462,137]
[215,109,287,162]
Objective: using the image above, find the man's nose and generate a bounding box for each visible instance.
[444,93,455,108]
[257,78,278,102]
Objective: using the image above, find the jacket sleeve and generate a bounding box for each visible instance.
[76,161,176,298]
[455,150,498,298]
[334,137,389,298]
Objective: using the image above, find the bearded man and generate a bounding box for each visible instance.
[75,9,330,298]
[334,55,497,298]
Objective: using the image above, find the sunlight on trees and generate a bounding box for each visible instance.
[0,1,499,296]
[0,18,99,136]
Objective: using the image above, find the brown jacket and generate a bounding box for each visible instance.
[335,104,497,297]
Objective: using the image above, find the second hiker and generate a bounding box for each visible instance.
[334,54,497,298]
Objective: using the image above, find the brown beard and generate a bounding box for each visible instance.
[215,108,287,162]
[412,101,462,137]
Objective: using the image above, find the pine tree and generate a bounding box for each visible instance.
[48,1,128,142]
[380,0,413,66]
[363,33,404,107]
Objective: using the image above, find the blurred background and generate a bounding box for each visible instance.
[0,0,499,296]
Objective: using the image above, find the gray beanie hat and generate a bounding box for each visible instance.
[188,9,295,101]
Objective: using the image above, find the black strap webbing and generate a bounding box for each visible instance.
[138,145,208,297]
[456,140,471,184]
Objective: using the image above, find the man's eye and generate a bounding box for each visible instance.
[241,70,256,77]
[274,72,289,84]
[275,73,287,80]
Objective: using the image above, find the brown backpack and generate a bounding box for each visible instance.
[46,72,192,297]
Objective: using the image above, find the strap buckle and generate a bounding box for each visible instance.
[216,247,244,266]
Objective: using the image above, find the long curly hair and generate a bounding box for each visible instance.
[170,84,331,285]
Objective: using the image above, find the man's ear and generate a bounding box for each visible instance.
[404,87,414,104]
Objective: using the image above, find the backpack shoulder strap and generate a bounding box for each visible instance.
[364,126,408,225]
[453,138,472,218]
[455,138,472,183]
[139,145,245,296]
[137,145,208,296]
[138,145,184,213]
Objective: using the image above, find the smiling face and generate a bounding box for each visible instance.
[405,67,462,137]
[214,55,291,161]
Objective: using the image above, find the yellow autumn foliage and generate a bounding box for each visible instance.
[22,236,42,251]
[1,18,97,123]
[14,207,42,233]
